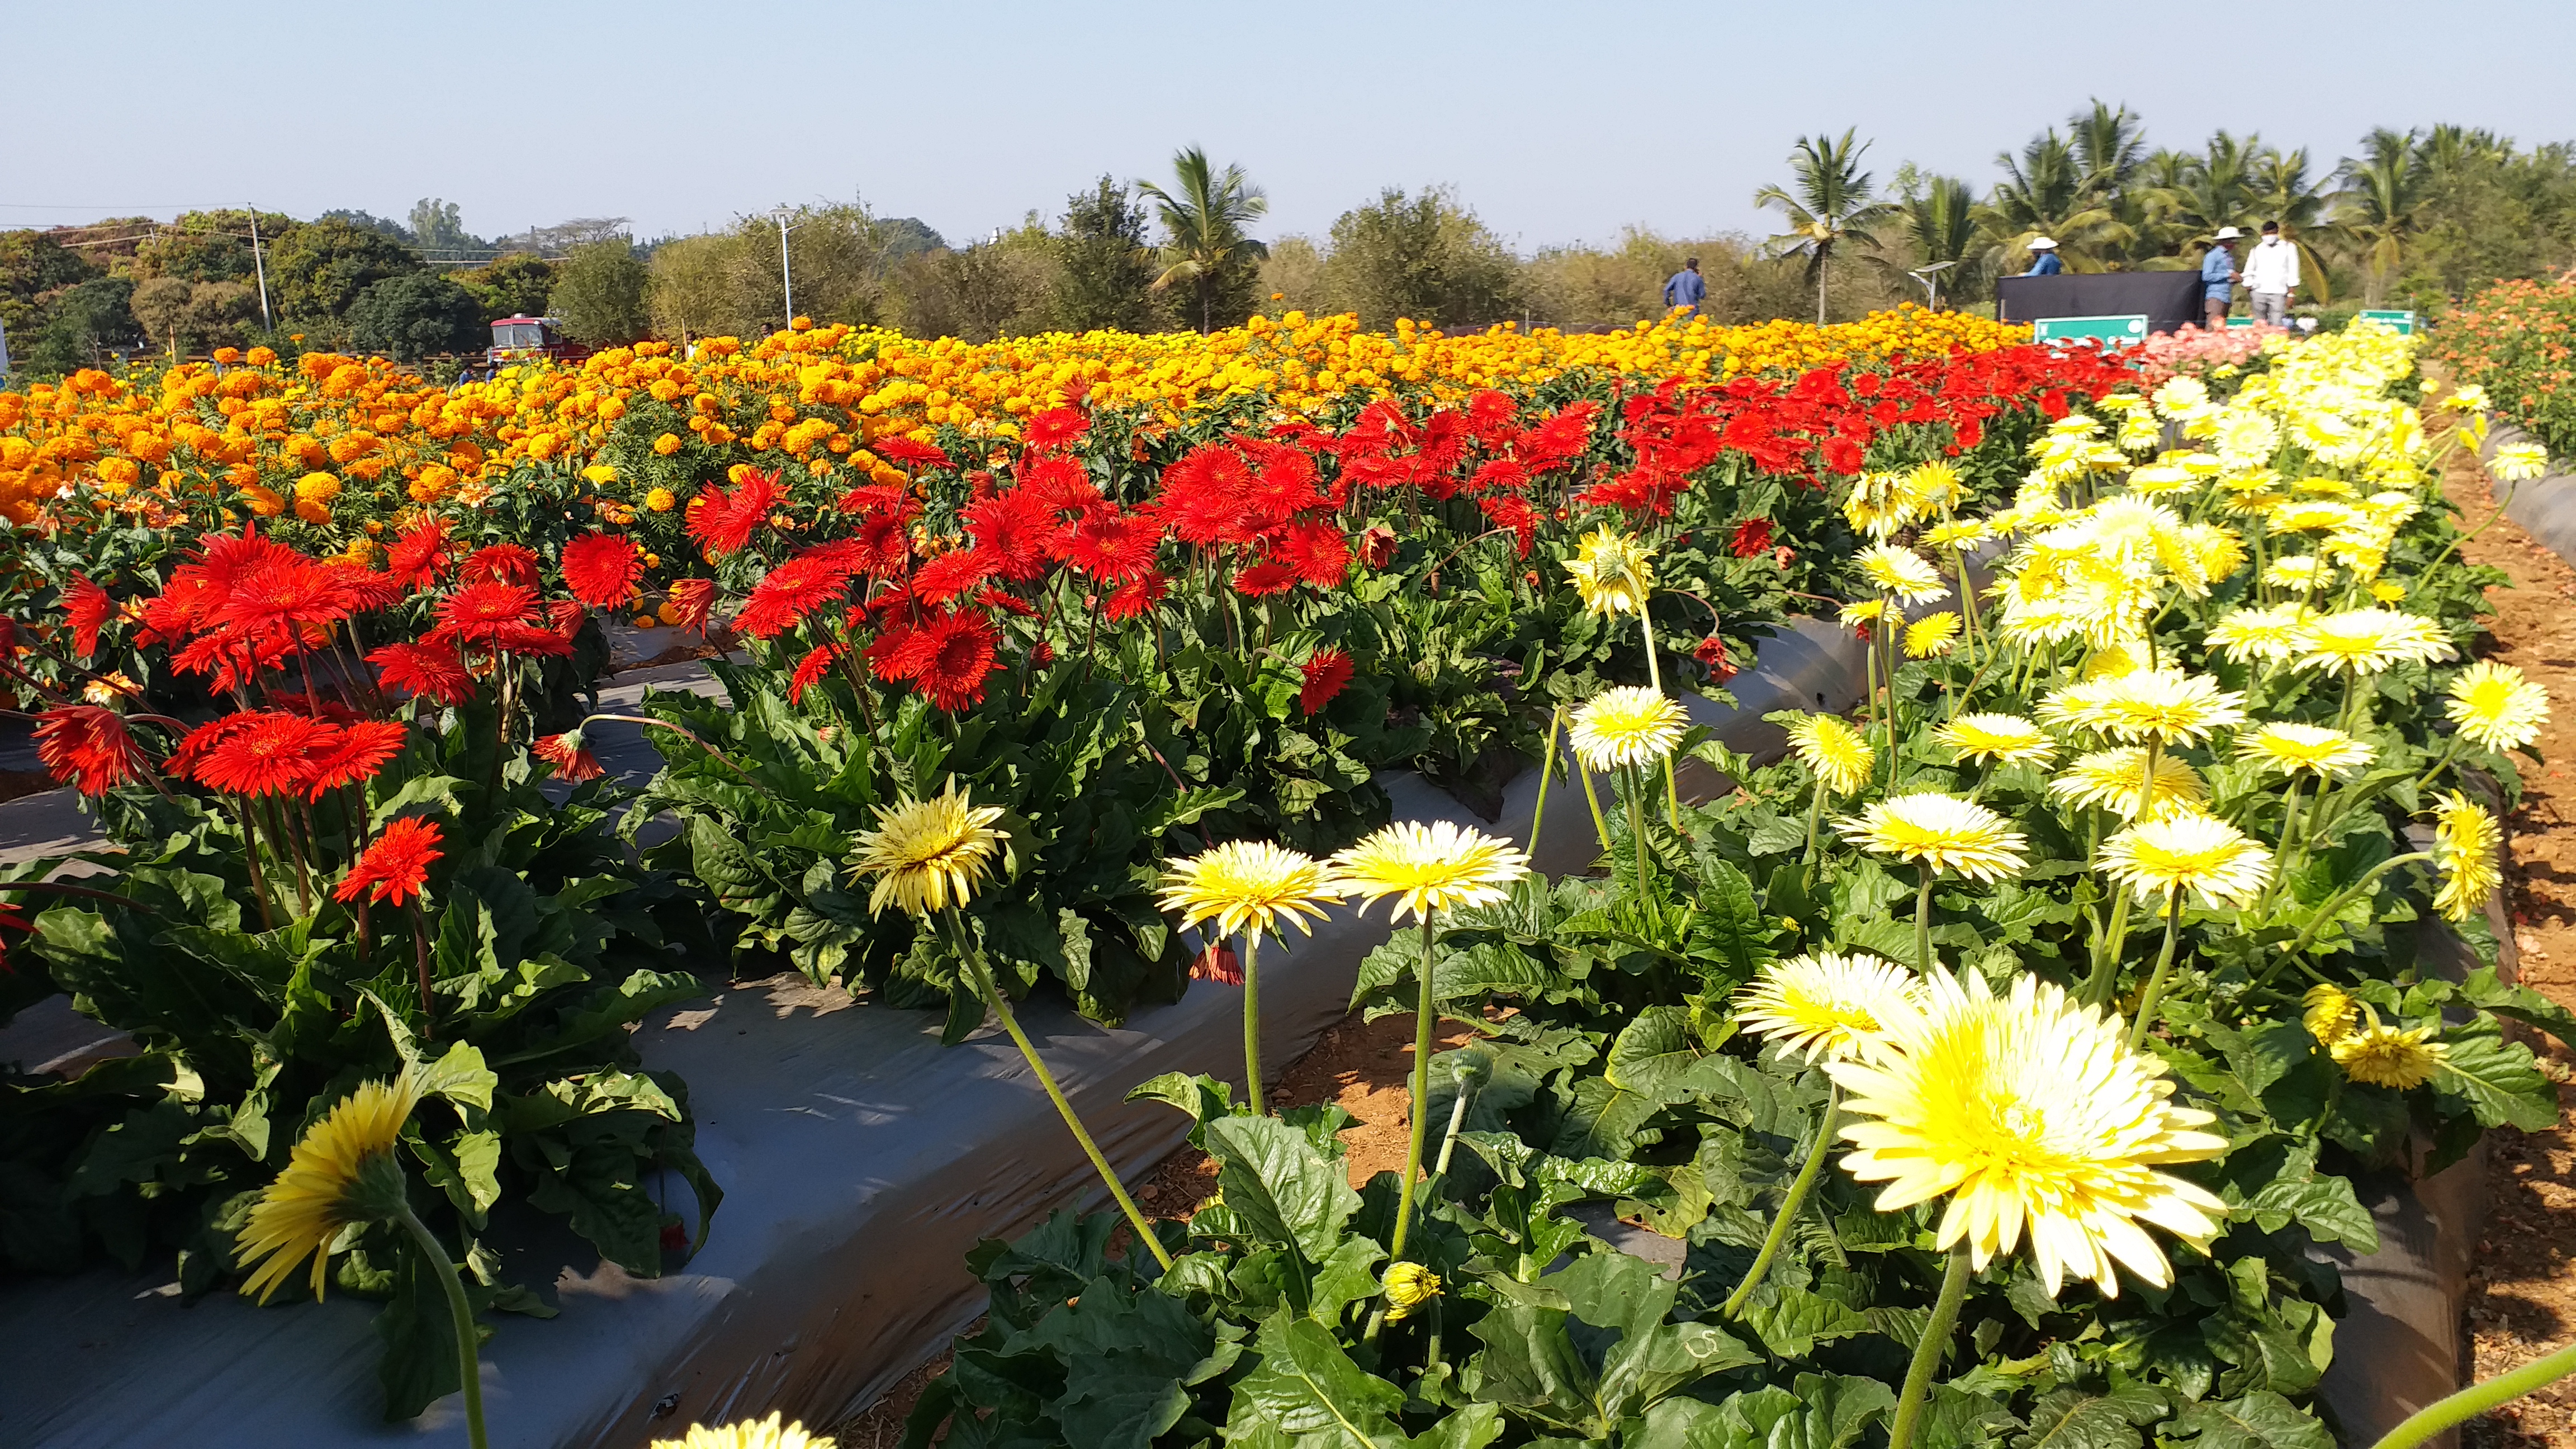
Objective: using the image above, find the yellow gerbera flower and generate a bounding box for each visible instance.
[1938,713,2058,767]
[1381,1261,1443,1321]
[2046,747,2209,821]
[652,1412,837,1449]
[2235,722,2373,779]
[1735,951,1922,1064]
[1836,792,2029,882]
[1562,526,1655,617]
[2296,608,2457,676]
[1829,970,2229,1297]
[1921,518,1989,552]
[1568,685,1689,771]
[1330,820,1531,924]
[848,782,1008,916]
[2431,790,2504,922]
[236,1072,422,1304]
[2330,1010,2448,1090]
[1787,713,1874,797]
[2445,661,2550,753]
[1903,612,1962,659]
[1158,841,1343,944]
[2037,669,2248,746]
[2300,983,2358,1046]
[2099,808,2274,909]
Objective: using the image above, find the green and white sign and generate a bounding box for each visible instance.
[2033,315,2150,347]
[2359,309,2419,335]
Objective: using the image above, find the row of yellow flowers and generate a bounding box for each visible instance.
[0,305,2026,528]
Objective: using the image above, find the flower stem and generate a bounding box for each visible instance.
[2263,851,2433,983]
[1390,915,1439,1261]
[1915,866,1936,973]
[1722,1086,1840,1318]
[1242,934,1265,1116]
[394,1204,489,1449]
[2369,1336,2576,1449]
[1801,785,1826,892]
[2083,888,2133,1009]
[1627,766,1653,899]
[1577,744,1614,860]
[946,908,1174,1271]
[2126,892,2185,1050]
[1531,706,1561,849]
[1887,1242,1975,1449]
[1433,1059,1478,1178]
[1637,613,1683,831]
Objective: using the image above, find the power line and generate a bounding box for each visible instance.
[0,202,237,212]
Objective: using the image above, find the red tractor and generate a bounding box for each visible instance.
[485,315,595,368]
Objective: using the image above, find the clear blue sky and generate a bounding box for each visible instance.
[11,1,2573,250]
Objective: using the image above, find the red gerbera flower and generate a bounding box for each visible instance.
[667,578,719,634]
[872,436,951,470]
[960,490,1053,582]
[34,705,148,795]
[533,731,605,783]
[183,711,332,797]
[789,645,837,705]
[301,720,410,799]
[1190,941,1243,986]
[685,470,784,558]
[910,547,1003,606]
[386,518,454,589]
[333,817,444,907]
[1475,495,1537,559]
[1022,407,1091,452]
[1054,511,1159,583]
[1102,571,1167,622]
[1232,561,1297,598]
[461,543,542,587]
[1299,647,1355,716]
[369,641,475,705]
[1274,519,1353,587]
[434,581,541,646]
[561,533,645,609]
[733,551,858,640]
[890,608,1000,711]
[63,576,113,660]
[1729,518,1776,559]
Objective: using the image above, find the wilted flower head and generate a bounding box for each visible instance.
[2431,790,2504,923]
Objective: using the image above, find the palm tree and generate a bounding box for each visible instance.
[1754,129,1899,324]
[1977,131,2127,273]
[2245,146,2337,302]
[1135,147,1268,333]
[2333,129,2424,306]
[2068,100,2148,200]
[1876,175,1980,306]
[2416,124,2509,179]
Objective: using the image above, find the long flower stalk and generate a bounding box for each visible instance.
[1722,1087,1840,1318]
[2369,1338,2576,1449]
[392,1204,489,1449]
[1887,1243,1975,1449]
[1390,915,1440,1261]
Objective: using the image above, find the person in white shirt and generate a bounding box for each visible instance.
[2243,221,2300,327]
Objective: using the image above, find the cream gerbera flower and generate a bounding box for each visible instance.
[1787,712,1874,797]
[2331,1010,2448,1089]
[1562,526,1655,617]
[1331,820,1531,924]
[1857,543,1949,603]
[1569,685,1689,771]
[1939,713,2058,767]
[1735,951,1923,1064]
[236,1072,422,1304]
[2297,608,2457,676]
[2491,442,2550,484]
[1903,612,1963,659]
[1829,970,2229,1297]
[2431,790,2504,922]
[653,1412,836,1449]
[2264,556,2331,594]
[849,782,1008,917]
[2037,668,2249,746]
[2445,661,2550,753]
[2205,603,2312,665]
[2099,808,2274,909]
[1158,841,1343,944]
[2047,747,2209,821]
[2236,722,2373,779]
[1921,518,1989,551]
[1836,792,2028,882]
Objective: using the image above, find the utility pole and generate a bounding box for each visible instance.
[773,207,799,326]
[248,207,273,333]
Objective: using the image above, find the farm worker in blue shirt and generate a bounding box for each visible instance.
[1663,258,1706,313]
[2023,237,2063,275]
[2201,227,2242,330]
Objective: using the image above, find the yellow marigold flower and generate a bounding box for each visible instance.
[1939,713,2057,767]
[2331,1010,2447,1090]
[2297,608,2456,676]
[2445,661,2550,754]
[1787,713,1874,796]
[2301,983,2358,1046]
[1382,1261,1443,1321]
[1157,841,1342,944]
[2236,722,2373,779]
[1857,543,1947,604]
[1829,970,2228,1297]
[2099,808,2274,909]
[646,486,678,512]
[1903,612,1962,659]
[2205,603,2312,665]
[2431,790,2503,923]
[1836,792,2028,882]
[848,782,1008,917]
[653,432,684,456]
[2047,748,2209,821]
[1569,685,1688,771]
[2038,669,2248,746]
[651,1412,836,1449]
[1329,820,1531,925]
[236,1072,422,1304]
[1736,951,1922,1064]
[1562,526,1655,617]
[293,471,341,503]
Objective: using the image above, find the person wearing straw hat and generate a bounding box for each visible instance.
[2200,226,2243,330]
[2022,237,2063,276]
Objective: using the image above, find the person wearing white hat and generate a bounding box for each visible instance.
[2201,227,2243,330]
[2023,236,2063,276]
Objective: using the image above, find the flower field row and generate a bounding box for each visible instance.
[2,315,2558,1447]
[2432,274,2576,462]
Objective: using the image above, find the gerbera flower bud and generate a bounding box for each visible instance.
[1382,1261,1443,1321]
